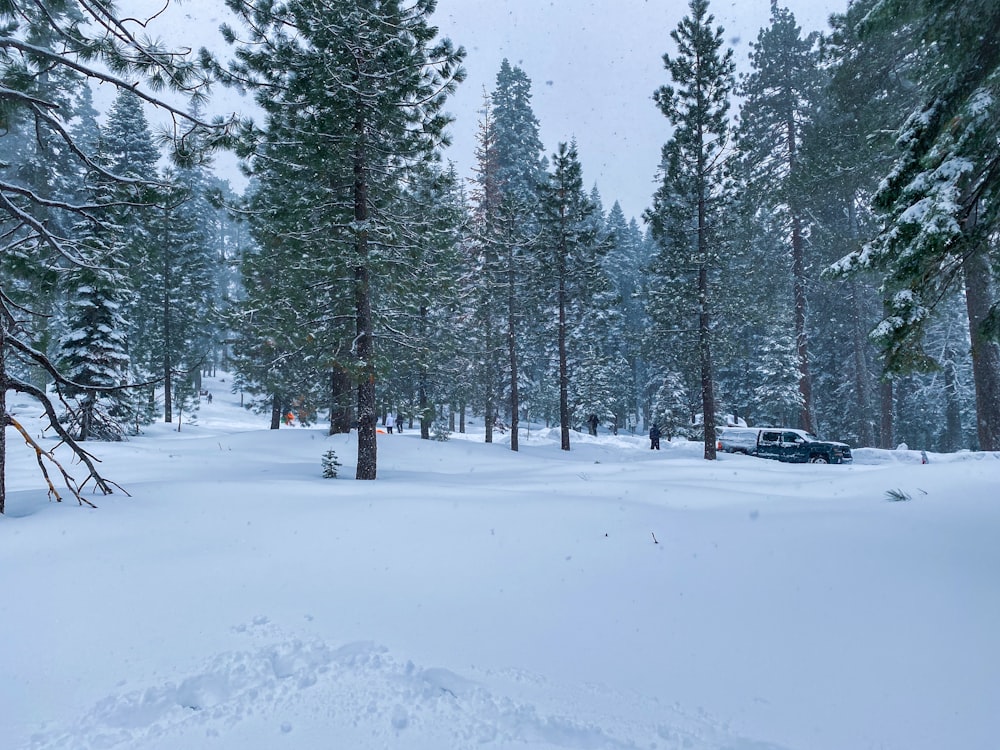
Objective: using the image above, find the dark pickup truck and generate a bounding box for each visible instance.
[755,428,853,464]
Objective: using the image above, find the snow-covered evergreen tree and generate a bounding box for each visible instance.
[734,3,824,432]
[56,261,132,441]
[478,60,548,449]
[99,90,165,425]
[832,0,1000,449]
[645,0,736,459]
[538,141,605,451]
[385,161,466,440]
[599,202,649,431]
[215,0,465,476]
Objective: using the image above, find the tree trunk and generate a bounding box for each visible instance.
[696,153,716,460]
[943,349,964,451]
[792,213,813,433]
[787,110,814,434]
[879,301,895,449]
[484,302,495,445]
[507,242,520,452]
[699,263,717,460]
[270,392,281,430]
[558,243,570,452]
[353,110,377,479]
[328,366,353,434]
[963,247,1000,450]
[416,304,430,440]
[419,382,430,439]
[850,281,876,447]
[79,393,94,442]
[162,209,173,424]
[162,273,173,423]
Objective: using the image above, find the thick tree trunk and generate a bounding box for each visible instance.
[417,305,430,440]
[419,375,430,440]
[963,248,1000,451]
[355,260,377,478]
[353,112,377,479]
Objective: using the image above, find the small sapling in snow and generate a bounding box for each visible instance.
[321,449,342,478]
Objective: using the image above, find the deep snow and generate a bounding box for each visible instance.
[2,374,998,750]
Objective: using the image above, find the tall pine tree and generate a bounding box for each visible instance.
[645,0,735,459]
[538,141,603,451]
[216,0,465,477]
[735,2,824,432]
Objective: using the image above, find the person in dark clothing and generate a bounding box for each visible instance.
[587,414,598,436]
[649,423,661,450]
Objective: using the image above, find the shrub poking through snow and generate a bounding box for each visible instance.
[321,449,341,479]
[885,488,911,502]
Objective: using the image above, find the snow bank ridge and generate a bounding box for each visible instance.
[25,620,788,750]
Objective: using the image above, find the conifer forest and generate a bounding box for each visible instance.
[2,0,999,495]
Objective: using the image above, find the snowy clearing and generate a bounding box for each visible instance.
[2,375,999,750]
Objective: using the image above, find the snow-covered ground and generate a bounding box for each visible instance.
[2,374,998,750]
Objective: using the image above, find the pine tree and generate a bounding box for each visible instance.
[100,90,166,425]
[538,141,603,451]
[229,155,336,430]
[384,161,465,440]
[464,96,506,444]
[216,0,465,476]
[491,60,547,451]
[146,164,221,427]
[735,2,824,432]
[797,0,921,447]
[56,267,132,441]
[645,0,736,460]
[604,205,653,430]
[55,195,133,442]
[462,61,547,449]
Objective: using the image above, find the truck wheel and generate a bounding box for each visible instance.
[809,454,829,464]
